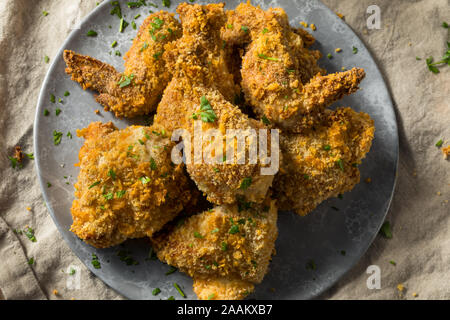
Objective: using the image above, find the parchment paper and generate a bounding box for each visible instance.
[0,0,448,300]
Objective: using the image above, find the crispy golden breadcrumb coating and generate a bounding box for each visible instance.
[152,199,277,299]
[235,3,365,132]
[193,276,254,300]
[63,11,181,118]
[155,3,275,205]
[71,122,195,248]
[274,107,375,215]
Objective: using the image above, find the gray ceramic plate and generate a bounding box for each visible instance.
[34,0,398,300]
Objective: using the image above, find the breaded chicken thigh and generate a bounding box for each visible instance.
[71,122,195,248]
[64,11,181,118]
[152,199,278,300]
[274,107,375,215]
[155,3,276,205]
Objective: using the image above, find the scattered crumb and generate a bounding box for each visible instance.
[413,171,417,176]
[300,21,308,28]
[336,12,344,20]
[270,288,276,293]
[341,67,346,71]
[443,145,450,159]
[365,177,372,183]
[95,109,100,115]
[60,163,65,168]
[412,292,418,298]
[26,207,32,211]
[53,289,59,296]
[335,48,342,53]
[310,23,316,31]
[437,191,441,196]
[408,42,412,46]
[14,146,24,163]
[362,29,368,35]
[397,284,404,292]
[71,297,76,300]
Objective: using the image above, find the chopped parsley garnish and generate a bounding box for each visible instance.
[42,11,49,16]
[336,159,344,171]
[111,41,118,48]
[116,190,126,198]
[436,139,444,147]
[262,28,269,34]
[119,18,129,33]
[167,296,175,300]
[153,51,163,60]
[240,177,252,190]
[331,206,339,211]
[323,145,331,151]
[208,293,215,300]
[67,132,73,139]
[165,266,177,275]
[241,26,249,33]
[340,250,346,256]
[110,1,122,19]
[108,169,117,180]
[380,221,392,239]
[303,174,310,180]
[192,96,217,123]
[28,258,35,265]
[150,158,157,170]
[26,153,34,160]
[152,288,161,296]
[89,181,101,189]
[162,0,171,8]
[55,108,61,116]
[91,253,101,269]
[141,42,149,52]
[327,53,333,59]
[173,283,186,298]
[140,176,151,184]
[118,74,134,88]
[262,115,271,125]
[229,225,239,234]
[211,228,219,234]
[194,231,203,239]
[86,30,98,37]
[53,131,63,145]
[103,192,114,200]
[226,24,233,29]
[24,227,37,242]
[117,250,139,265]
[306,259,316,270]
[115,50,122,56]
[389,260,396,266]
[50,94,56,103]
[443,22,449,28]
[64,91,70,97]
[44,56,50,63]
[47,182,52,188]
[258,53,279,61]
[69,268,76,275]
[131,21,137,30]
[8,156,20,169]
[44,109,50,116]
[425,42,450,74]
[149,17,165,41]
[352,46,358,54]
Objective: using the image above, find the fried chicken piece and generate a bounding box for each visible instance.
[71,122,195,248]
[273,107,375,215]
[155,3,275,205]
[63,11,181,118]
[152,199,278,300]
[240,10,365,132]
[193,276,254,300]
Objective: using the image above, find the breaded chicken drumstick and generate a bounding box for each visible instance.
[64,11,181,118]
[152,198,278,300]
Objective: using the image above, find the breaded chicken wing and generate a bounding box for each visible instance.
[152,199,278,300]
[155,3,275,205]
[274,107,375,215]
[240,14,365,132]
[71,122,195,248]
[63,11,181,118]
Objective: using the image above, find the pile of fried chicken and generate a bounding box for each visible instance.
[64,2,375,300]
